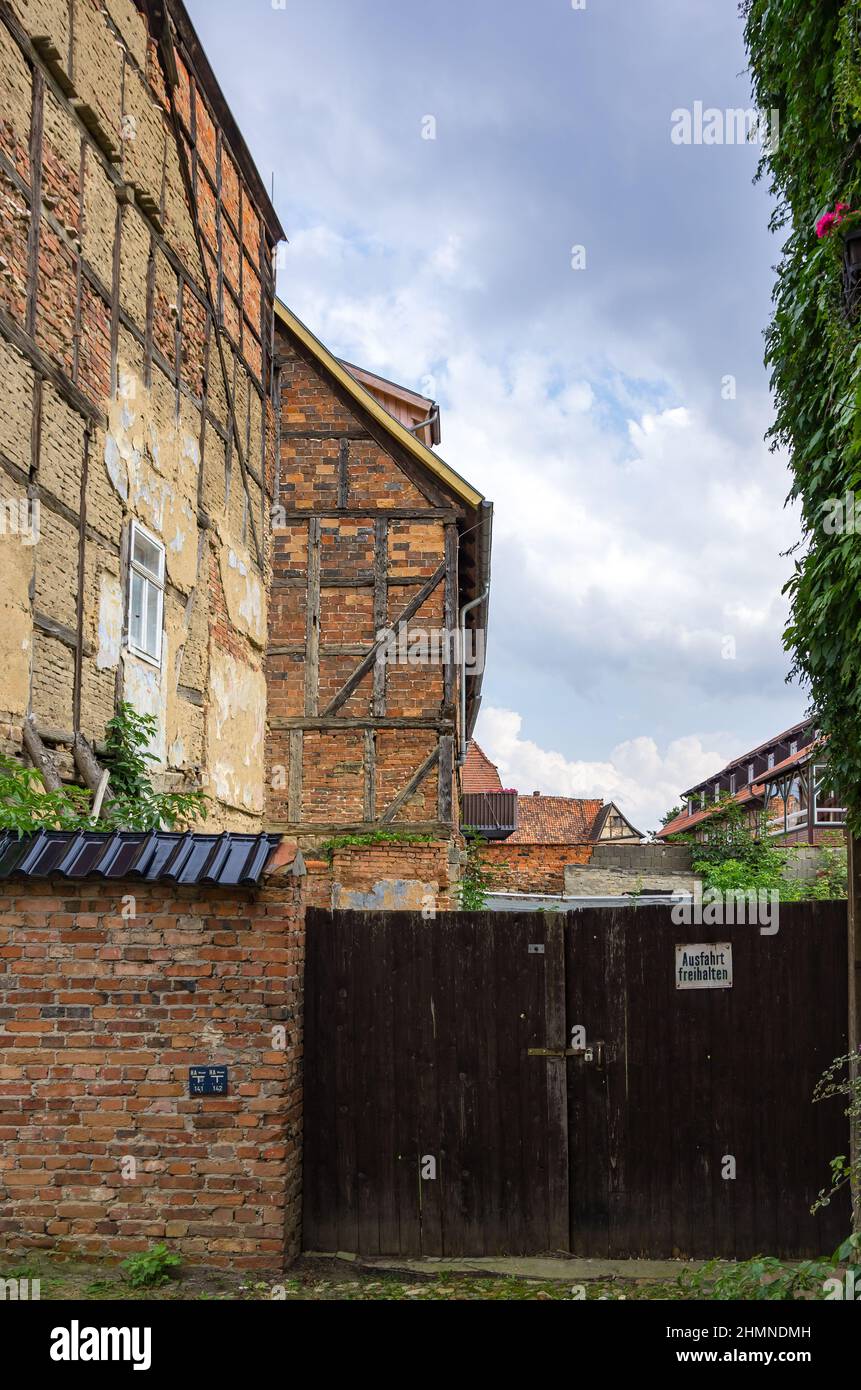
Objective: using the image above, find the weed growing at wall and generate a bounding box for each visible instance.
[0,703,207,833]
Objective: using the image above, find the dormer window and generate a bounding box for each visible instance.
[790,740,798,756]
[748,763,754,782]
[714,782,720,803]
[729,773,736,795]
[767,752,775,770]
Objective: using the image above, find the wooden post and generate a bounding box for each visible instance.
[850,832,861,1233]
[22,717,62,792]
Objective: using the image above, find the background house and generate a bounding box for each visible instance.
[461,740,645,894]
[0,0,283,829]
[658,718,846,845]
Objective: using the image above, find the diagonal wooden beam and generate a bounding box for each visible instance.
[322,561,446,717]
[381,746,440,824]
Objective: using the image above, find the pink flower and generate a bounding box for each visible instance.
[816,202,853,238]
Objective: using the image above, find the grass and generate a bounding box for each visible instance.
[0,1254,731,1302]
[4,1252,847,1301]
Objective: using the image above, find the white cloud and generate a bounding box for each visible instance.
[476,706,729,833]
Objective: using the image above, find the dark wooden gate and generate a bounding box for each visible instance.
[303,903,850,1258]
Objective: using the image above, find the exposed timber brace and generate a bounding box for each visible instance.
[22,717,62,792]
[155,25,264,571]
[73,734,107,798]
[322,561,446,717]
[381,746,440,824]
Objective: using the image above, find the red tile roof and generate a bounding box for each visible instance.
[507,796,603,844]
[657,739,825,839]
[462,741,503,793]
[658,785,762,839]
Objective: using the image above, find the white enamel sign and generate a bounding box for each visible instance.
[675,942,733,990]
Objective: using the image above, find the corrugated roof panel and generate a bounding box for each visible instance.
[0,831,281,886]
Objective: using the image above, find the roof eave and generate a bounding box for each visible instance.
[273,299,485,510]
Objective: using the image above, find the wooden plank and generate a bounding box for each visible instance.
[390,912,423,1255]
[443,522,457,710]
[625,911,659,1262]
[494,913,529,1252]
[438,733,453,826]
[363,728,375,822]
[543,917,569,1252]
[372,518,387,717]
[567,910,610,1257]
[302,908,340,1251]
[354,914,384,1254]
[433,911,467,1254]
[270,715,454,732]
[373,914,400,1254]
[332,911,359,1254]
[22,717,62,791]
[267,819,452,837]
[604,910,633,1256]
[337,438,349,508]
[25,68,45,338]
[303,518,321,716]
[275,506,458,520]
[414,911,443,1255]
[287,729,303,823]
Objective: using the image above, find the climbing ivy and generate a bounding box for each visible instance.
[743,1,861,827]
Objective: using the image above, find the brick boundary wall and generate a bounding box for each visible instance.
[302,841,459,910]
[0,876,304,1271]
[481,843,593,895]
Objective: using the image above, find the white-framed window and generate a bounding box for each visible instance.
[127,520,164,666]
[748,762,755,782]
[767,752,775,770]
[790,740,798,756]
[729,772,736,795]
[714,781,720,803]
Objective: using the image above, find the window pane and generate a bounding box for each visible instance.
[133,528,163,581]
[129,570,145,648]
[144,579,160,659]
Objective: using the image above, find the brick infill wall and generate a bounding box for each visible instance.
[481,843,593,895]
[302,841,458,910]
[0,877,304,1271]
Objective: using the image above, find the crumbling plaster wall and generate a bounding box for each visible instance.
[0,1,278,830]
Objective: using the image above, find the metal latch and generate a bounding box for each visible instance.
[528,1041,605,1067]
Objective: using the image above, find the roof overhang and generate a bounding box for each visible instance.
[274,300,485,510]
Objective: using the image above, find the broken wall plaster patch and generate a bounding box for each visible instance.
[218,539,265,648]
[96,570,122,670]
[206,646,265,814]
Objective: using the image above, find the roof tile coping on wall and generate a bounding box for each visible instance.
[0,830,281,886]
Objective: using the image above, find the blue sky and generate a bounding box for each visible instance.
[188,0,802,830]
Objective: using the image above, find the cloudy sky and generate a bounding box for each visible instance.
[188,0,802,832]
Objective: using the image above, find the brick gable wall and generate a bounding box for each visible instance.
[269,327,463,848]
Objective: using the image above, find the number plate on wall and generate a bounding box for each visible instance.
[189,1066,228,1095]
